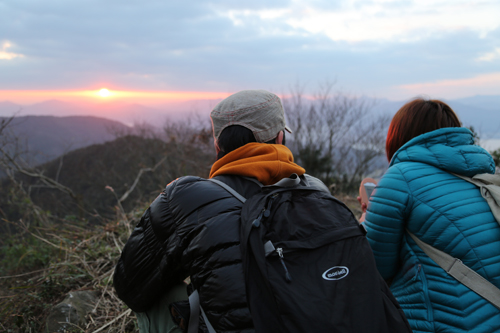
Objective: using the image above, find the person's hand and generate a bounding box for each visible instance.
[357,196,367,213]
[357,196,367,223]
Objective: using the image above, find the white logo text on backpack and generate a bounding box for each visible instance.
[322,266,349,280]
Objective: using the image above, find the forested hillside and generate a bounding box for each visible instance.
[0,116,216,331]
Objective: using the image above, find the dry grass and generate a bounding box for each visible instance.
[0,192,364,333]
[0,207,144,332]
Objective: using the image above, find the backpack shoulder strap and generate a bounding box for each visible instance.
[407,230,500,310]
[188,290,216,333]
[208,178,247,203]
[451,172,500,223]
[208,174,303,203]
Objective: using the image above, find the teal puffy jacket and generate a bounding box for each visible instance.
[365,127,500,333]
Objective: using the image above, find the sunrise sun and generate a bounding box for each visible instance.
[98,88,110,97]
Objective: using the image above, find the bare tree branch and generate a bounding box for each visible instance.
[283,82,390,191]
[118,156,168,203]
[55,153,64,183]
[0,146,78,200]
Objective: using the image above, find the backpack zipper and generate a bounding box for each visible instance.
[263,193,279,218]
[252,209,265,227]
[253,193,291,283]
[252,193,279,227]
[265,194,292,282]
[277,247,292,283]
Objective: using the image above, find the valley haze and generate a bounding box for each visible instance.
[1,95,499,151]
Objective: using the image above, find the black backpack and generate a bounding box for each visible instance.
[208,175,411,333]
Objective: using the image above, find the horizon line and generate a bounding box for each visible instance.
[1,90,500,106]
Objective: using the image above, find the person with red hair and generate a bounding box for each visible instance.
[363,98,500,333]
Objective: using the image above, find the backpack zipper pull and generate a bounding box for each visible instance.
[252,209,265,227]
[277,247,292,283]
[255,193,279,226]
[264,193,278,218]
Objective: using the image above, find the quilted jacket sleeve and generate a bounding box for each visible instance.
[364,166,412,280]
[113,179,186,313]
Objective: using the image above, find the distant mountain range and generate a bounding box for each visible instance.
[0,115,130,166]
[0,95,499,168]
[447,96,500,137]
[370,95,500,142]
[0,99,221,127]
[1,95,498,138]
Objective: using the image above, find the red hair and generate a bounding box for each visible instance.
[386,98,461,162]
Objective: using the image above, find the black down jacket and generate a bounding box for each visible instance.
[114,174,328,332]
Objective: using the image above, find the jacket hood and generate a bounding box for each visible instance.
[390,127,495,177]
[209,142,305,185]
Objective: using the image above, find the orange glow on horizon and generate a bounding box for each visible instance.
[0,89,232,104]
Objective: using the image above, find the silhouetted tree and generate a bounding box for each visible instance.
[283,82,390,192]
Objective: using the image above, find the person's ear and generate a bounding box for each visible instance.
[275,131,284,145]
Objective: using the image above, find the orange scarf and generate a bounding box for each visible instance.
[209,143,305,185]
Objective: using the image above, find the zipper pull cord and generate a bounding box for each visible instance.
[254,193,279,226]
[277,248,292,283]
[252,209,264,227]
[264,193,278,218]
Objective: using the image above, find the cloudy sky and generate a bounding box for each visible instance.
[1,0,500,104]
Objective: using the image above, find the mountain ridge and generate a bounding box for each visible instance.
[1,94,499,136]
[0,115,131,166]
[1,95,499,170]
